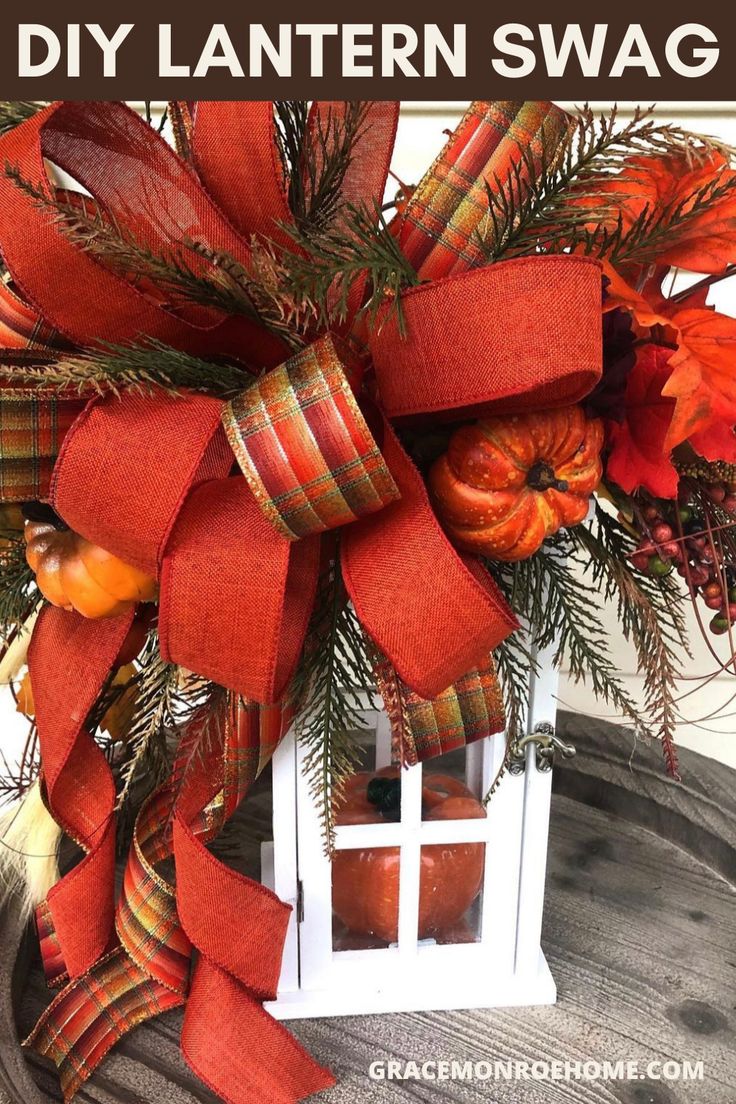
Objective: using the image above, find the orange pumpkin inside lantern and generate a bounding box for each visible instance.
[332,769,486,944]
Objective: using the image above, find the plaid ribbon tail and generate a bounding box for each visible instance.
[373,650,505,767]
[25,949,185,1104]
[396,100,570,279]
[0,389,85,502]
[26,698,322,1103]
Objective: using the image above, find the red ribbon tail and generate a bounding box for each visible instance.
[342,424,517,699]
[182,962,335,1104]
[28,605,134,978]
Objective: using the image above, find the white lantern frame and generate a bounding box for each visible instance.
[261,634,561,1020]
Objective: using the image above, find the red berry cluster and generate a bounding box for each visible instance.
[630,505,682,578]
[703,481,736,516]
[630,498,736,636]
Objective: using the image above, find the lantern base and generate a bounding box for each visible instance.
[263,951,556,1021]
[262,838,555,1020]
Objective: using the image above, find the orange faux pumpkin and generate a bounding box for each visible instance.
[429,405,604,562]
[25,520,158,619]
[332,770,486,944]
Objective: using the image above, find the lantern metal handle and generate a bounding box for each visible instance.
[508,722,576,774]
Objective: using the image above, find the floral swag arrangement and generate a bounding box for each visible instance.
[0,98,735,1103]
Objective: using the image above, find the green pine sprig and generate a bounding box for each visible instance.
[0,340,253,398]
[115,633,180,812]
[291,556,378,854]
[0,102,45,136]
[493,538,652,736]
[280,201,420,333]
[599,171,736,266]
[275,100,368,233]
[494,632,538,747]
[479,104,736,264]
[0,533,40,641]
[113,649,226,854]
[3,165,309,348]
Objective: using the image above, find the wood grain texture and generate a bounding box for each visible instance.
[1,716,734,1104]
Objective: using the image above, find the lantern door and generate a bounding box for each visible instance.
[262,641,561,1020]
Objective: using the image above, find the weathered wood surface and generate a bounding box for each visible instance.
[1,715,734,1104]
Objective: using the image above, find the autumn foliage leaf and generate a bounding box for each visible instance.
[601,261,669,329]
[590,152,736,273]
[661,307,736,451]
[606,344,679,498]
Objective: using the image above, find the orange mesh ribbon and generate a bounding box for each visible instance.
[0,99,604,1104]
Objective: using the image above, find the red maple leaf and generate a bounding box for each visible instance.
[661,307,736,451]
[605,344,679,497]
[579,151,736,274]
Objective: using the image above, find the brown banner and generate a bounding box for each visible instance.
[0,0,734,100]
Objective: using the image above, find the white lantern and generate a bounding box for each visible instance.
[260,635,569,1019]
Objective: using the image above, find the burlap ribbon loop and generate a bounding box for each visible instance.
[342,423,518,699]
[368,255,603,422]
[0,102,285,367]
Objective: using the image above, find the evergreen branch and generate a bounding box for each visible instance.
[0,340,253,398]
[6,164,263,314]
[274,102,309,198]
[477,104,736,263]
[0,102,45,136]
[188,240,315,347]
[142,102,169,135]
[477,106,653,260]
[116,634,180,811]
[274,101,368,232]
[494,633,538,746]
[167,683,228,805]
[497,540,652,735]
[281,201,420,332]
[0,534,41,641]
[291,557,377,854]
[571,505,687,776]
[486,634,539,804]
[4,165,308,346]
[114,637,225,851]
[603,172,736,266]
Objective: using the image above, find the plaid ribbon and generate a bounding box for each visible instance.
[0,389,84,502]
[223,335,399,541]
[28,947,184,1102]
[396,100,569,280]
[28,697,291,1103]
[0,276,81,502]
[374,651,505,767]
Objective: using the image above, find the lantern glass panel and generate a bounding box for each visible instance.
[331,846,401,951]
[418,842,485,945]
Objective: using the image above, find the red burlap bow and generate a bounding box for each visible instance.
[0,100,603,1103]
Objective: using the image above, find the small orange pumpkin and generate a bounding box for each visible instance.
[25,520,158,619]
[332,769,486,944]
[429,405,604,562]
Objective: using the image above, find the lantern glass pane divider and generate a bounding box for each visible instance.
[262,646,560,1019]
